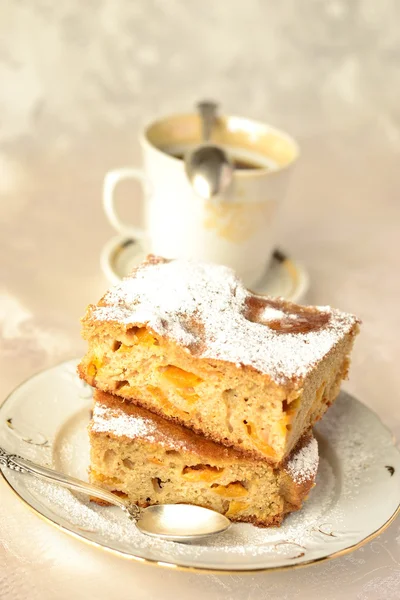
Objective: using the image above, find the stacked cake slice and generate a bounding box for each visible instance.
[79,256,360,526]
[89,390,318,526]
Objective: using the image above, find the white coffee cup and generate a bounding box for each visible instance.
[103,113,299,287]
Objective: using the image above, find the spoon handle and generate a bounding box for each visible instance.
[197,100,218,142]
[0,447,141,521]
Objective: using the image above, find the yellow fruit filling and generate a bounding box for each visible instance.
[179,391,200,405]
[147,386,190,418]
[117,344,131,353]
[245,422,278,459]
[161,365,203,388]
[285,397,301,417]
[159,366,203,404]
[134,328,158,346]
[116,328,158,352]
[148,457,164,466]
[273,418,290,438]
[182,465,224,482]
[225,500,250,517]
[211,481,248,498]
[90,470,121,485]
[87,356,103,377]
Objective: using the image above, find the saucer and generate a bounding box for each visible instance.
[1,359,399,573]
[100,235,309,302]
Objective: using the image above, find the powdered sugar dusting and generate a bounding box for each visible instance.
[92,403,157,441]
[91,258,358,384]
[260,306,286,321]
[285,437,319,484]
[91,402,189,452]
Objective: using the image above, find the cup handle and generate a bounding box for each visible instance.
[103,168,147,239]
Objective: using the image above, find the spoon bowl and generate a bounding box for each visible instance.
[185,101,234,199]
[136,503,231,541]
[185,144,234,200]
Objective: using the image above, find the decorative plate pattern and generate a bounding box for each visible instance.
[0,359,399,572]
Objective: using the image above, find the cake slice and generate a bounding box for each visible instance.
[89,390,318,527]
[79,256,359,464]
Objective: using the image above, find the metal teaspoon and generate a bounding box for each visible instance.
[0,447,231,542]
[185,100,234,199]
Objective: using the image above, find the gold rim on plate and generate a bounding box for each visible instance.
[1,471,399,574]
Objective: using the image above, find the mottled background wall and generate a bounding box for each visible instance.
[1,0,399,227]
[1,0,400,144]
[1,0,399,207]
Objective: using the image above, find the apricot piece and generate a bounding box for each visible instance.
[87,356,102,377]
[147,386,166,401]
[147,386,189,418]
[148,457,164,466]
[117,344,132,353]
[182,465,224,482]
[87,362,97,377]
[245,422,277,458]
[91,470,121,485]
[284,397,300,417]
[225,500,249,517]
[274,419,290,438]
[211,482,248,498]
[179,390,200,405]
[135,328,157,346]
[161,366,203,388]
[116,328,157,350]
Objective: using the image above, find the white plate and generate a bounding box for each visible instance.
[0,359,399,573]
[100,235,310,303]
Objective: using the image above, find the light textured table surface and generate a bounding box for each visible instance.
[1,1,399,598]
